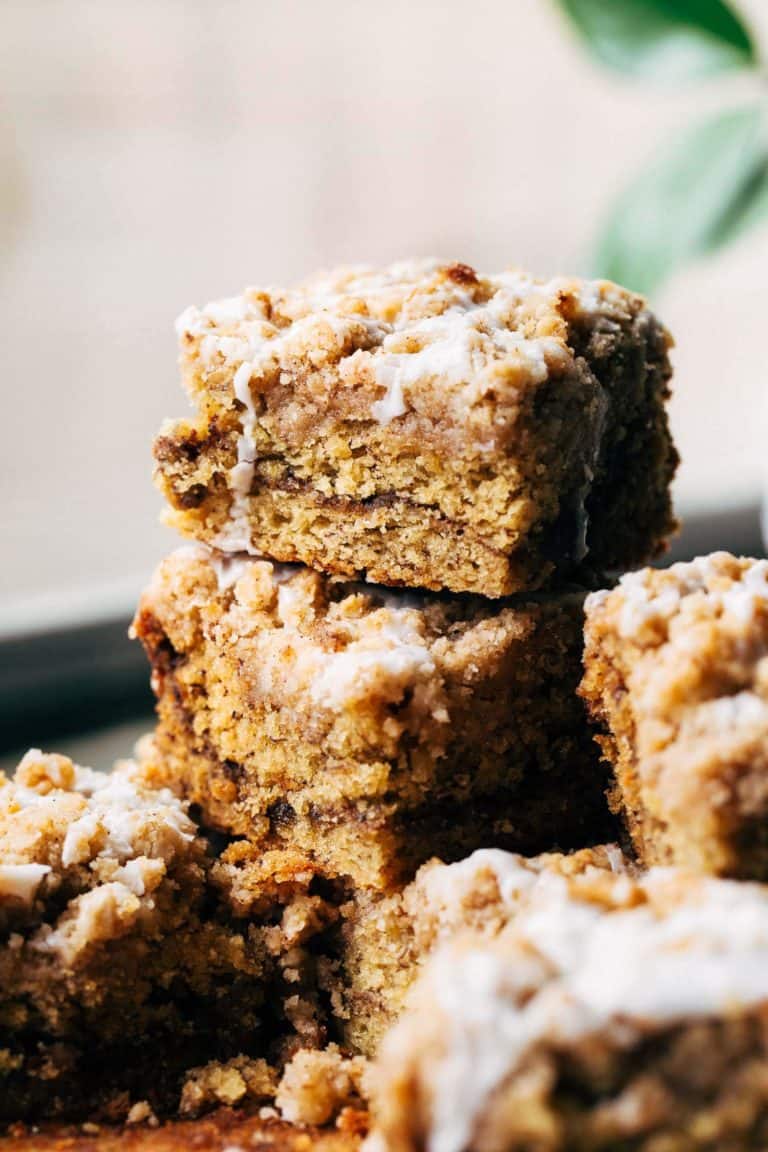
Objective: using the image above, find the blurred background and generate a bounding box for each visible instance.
[1,0,766,759]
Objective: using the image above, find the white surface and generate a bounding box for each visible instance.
[1,0,766,605]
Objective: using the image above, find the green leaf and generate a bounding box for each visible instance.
[594,106,768,296]
[704,155,768,249]
[556,0,757,80]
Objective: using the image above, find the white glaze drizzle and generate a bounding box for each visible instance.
[422,868,768,1152]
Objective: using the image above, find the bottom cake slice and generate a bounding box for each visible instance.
[133,547,612,892]
[0,750,337,1124]
[18,739,768,1150]
[368,865,768,1152]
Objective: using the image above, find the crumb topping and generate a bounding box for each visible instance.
[1,749,194,871]
[0,750,196,953]
[412,845,628,938]
[308,610,437,712]
[592,553,768,645]
[158,548,449,722]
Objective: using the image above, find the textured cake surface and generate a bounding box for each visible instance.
[156,260,677,595]
[332,845,627,1056]
[132,547,611,891]
[0,750,338,1124]
[370,865,768,1152]
[581,552,768,877]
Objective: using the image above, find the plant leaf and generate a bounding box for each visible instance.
[556,0,756,80]
[704,155,768,249]
[594,106,768,296]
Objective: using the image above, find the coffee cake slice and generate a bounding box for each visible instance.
[370,866,768,1152]
[155,260,677,596]
[0,750,336,1124]
[132,547,612,892]
[581,552,768,877]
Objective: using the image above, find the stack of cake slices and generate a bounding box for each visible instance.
[136,259,677,891]
[4,260,768,1152]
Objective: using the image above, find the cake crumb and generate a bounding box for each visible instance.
[179,1056,277,1118]
[126,1101,157,1126]
[276,1045,370,1127]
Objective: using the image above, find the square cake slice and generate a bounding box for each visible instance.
[155,260,677,596]
[132,547,612,892]
[581,553,768,878]
[369,866,768,1152]
[0,750,337,1124]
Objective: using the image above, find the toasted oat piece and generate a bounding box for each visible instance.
[0,750,335,1124]
[155,260,677,596]
[331,845,627,1056]
[581,552,768,877]
[132,547,612,892]
[370,866,768,1152]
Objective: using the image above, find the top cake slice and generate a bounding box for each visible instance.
[155,260,677,596]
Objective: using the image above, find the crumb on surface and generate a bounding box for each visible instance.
[125,1102,158,1127]
[275,1046,369,1128]
[179,1057,277,1118]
